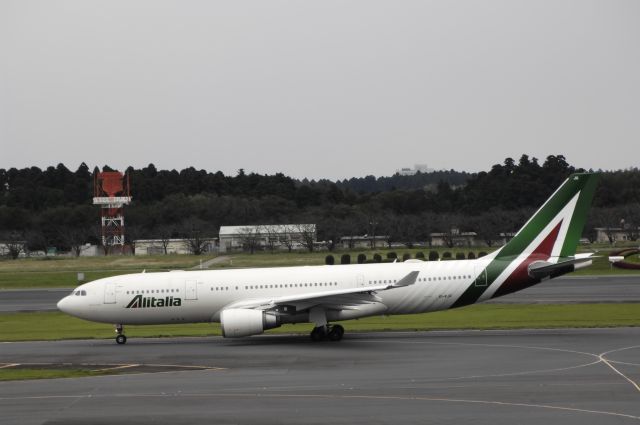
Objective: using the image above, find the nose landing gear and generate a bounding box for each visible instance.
[115,324,127,345]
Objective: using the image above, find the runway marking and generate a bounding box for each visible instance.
[361,339,603,380]
[599,345,640,394]
[0,362,225,371]
[0,362,226,379]
[139,363,226,371]
[361,338,640,395]
[0,392,638,421]
[609,360,640,367]
[91,364,139,372]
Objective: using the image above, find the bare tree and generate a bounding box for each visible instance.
[398,215,420,248]
[437,214,463,248]
[296,224,316,252]
[318,218,342,252]
[182,220,212,255]
[380,219,401,248]
[416,212,435,248]
[25,229,48,256]
[157,225,174,255]
[59,226,92,257]
[0,231,25,260]
[621,204,640,242]
[366,214,380,249]
[339,216,363,250]
[599,208,622,244]
[238,226,262,254]
[280,225,296,252]
[125,224,143,255]
[473,210,515,247]
[260,225,279,253]
[439,228,455,249]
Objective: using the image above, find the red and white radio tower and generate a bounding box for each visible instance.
[93,170,132,253]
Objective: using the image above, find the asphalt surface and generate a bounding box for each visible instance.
[1,328,639,424]
[1,275,639,313]
[485,275,640,304]
[0,287,70,312]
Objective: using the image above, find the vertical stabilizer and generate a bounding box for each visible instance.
[452,173,598,307]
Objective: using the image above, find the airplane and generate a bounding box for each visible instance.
[58,173,599,344]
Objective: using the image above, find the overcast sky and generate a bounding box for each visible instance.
[1,1,638,180]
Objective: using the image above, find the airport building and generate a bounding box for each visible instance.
[218,224,316,253]
[134,239,217,256]
[0,240,26,257]
[429,229,478,247]
[339,235,389,249]
[594,227,640,243]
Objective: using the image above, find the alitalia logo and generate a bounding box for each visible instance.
[126,295,182,308]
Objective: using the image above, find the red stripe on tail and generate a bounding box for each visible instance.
[492,220,563,298]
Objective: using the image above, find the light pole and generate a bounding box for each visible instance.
[369,220,378,249]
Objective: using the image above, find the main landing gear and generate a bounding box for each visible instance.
[115,324,127,345]
[310,324,344,342]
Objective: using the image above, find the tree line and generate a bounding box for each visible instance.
[1,155,639,256]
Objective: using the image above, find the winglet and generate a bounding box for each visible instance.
[391,271,420,288]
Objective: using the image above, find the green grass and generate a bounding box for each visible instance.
[0,254,217,289]
[0,368,110,381]
[572,255,640,275]
[2,304,639,342]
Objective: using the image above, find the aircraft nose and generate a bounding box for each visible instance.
[57,296,71,314]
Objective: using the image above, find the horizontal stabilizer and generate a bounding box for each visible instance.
[528,256,595,279]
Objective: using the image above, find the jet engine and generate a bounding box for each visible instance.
[220,308,282,337]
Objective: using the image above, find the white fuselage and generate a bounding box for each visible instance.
[57,258,496,326]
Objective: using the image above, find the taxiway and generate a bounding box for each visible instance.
[1,328,639,424]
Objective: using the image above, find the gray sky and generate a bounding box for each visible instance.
[1,1,639,180]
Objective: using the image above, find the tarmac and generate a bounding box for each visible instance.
[1,275,639,313]
[1,328,639,424]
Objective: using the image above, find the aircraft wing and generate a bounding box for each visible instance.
[224,270,419,312]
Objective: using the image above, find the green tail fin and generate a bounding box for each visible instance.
[496,173,599,260]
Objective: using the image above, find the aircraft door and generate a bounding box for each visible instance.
[104,282,116,304]
[356,274,365,287]
[185,280,198,300]
[474,267,487,287]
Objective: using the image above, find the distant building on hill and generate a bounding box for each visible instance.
[397,164,433,176]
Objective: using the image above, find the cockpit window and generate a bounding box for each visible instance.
[80,290,86,296]
[72,290,87,296]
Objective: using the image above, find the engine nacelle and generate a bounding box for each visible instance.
[220,308,282,338]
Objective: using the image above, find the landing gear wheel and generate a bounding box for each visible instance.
[115,324,126,345]
[310,326,326,342]
[328,324,344,341]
